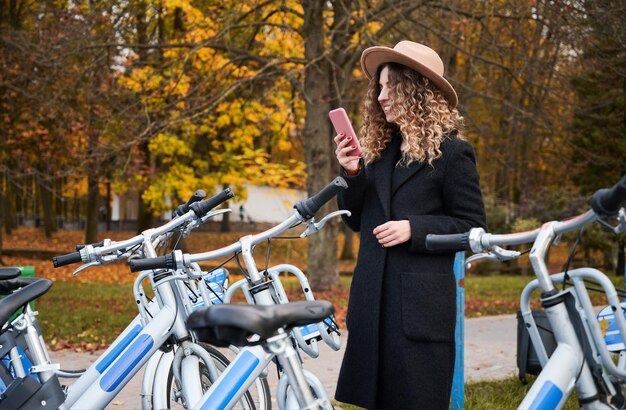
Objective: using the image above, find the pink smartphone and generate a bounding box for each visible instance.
[329,108,363,157]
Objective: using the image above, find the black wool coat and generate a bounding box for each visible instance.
[334,134,487,410]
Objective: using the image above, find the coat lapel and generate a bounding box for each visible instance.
[373,136,400,220]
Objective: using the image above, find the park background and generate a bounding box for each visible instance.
[0,1,625,405]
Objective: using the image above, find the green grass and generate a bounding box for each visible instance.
[37,282,139,348]
[334,376,580,409]
[465,375,580,409]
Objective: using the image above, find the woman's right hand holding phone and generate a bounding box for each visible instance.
[334,133,362,174]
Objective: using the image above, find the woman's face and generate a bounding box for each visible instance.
[377,66,396,124]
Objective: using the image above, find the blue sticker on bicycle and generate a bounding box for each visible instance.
[99,334,153,392]
[528,381,563,410]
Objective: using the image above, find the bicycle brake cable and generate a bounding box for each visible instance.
[234,251,249,278]
[562,227,585,291]
[265,239,271,273]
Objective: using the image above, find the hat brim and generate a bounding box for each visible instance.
[361,46,458,108]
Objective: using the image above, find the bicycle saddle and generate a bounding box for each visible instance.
[0,268,21,281]
[0,277,39,295]
[0,278,52,327]
[187,300,334,347]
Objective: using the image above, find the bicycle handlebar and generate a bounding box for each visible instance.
[52,251,83,268]
[173,189,207,217]
[294,177,347,219]
[76,240,105,251]
[129,254,176,272]
[591,173,626,217]
[190,188,234,217]
[425,232,472,252]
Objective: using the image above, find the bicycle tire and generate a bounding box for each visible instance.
[165,342,271,410]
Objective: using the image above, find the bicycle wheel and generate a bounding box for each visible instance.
[165,342,271,410]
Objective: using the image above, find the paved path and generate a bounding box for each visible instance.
[50,314,518,409]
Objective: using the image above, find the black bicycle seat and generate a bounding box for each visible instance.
[0,268,21,281]
[187,300,334,347]
[0,279,52,326]
[0,277,39,295]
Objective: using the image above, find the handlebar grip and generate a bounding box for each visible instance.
[425,232,471,252]
[190,188,234,217]
[52,251,83,268]
[591,174,626,217]
[76,240,105,251]
[295,177,348,219]
[129,254,176,273]
[173,189,207,217]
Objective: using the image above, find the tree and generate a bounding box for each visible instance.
[569,0,626,276]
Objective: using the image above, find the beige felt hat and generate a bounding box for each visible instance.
[360,41,458,108]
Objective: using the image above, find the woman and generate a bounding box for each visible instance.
[334,41,487,409]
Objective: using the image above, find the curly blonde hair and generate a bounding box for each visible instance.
[360,63,464,166]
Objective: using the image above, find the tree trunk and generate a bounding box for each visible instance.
[137,193,154,233]
[55,177,63,230]
[37,175,56,238]
[135,1,154,234]
[4,174,17,235]
[0,186,4,264]
[106,180,112,231]
[220,184,231,233]
[85,172,99,244]
[340,226,355,260]
[302,0,338,291]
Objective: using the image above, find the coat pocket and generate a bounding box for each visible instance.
[400,271,456,342]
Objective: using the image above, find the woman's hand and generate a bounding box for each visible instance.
[334,133,362,173]
[374,220,411,247]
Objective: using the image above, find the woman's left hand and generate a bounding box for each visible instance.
[373,220,411,247]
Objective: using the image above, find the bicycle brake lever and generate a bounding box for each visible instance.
[185,209,232,236]
[465,246,521,269]
[72,261,101,276]
[72,255,119,276]
[465,253,498,269]
[491,245,522,261]
[300,210,351,238]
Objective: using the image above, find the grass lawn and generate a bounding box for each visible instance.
[335,375,581,409]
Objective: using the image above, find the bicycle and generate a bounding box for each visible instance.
[130,176,349,410]
[425,174,626,409]
[1,188,270,409]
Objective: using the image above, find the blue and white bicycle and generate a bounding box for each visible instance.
[427,174,626,409]
[131,176,348,410]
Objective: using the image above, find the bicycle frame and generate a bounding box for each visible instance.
[190,335,330,410]
[520,268,626,405]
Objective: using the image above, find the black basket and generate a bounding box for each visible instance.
[516,310,557,384]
